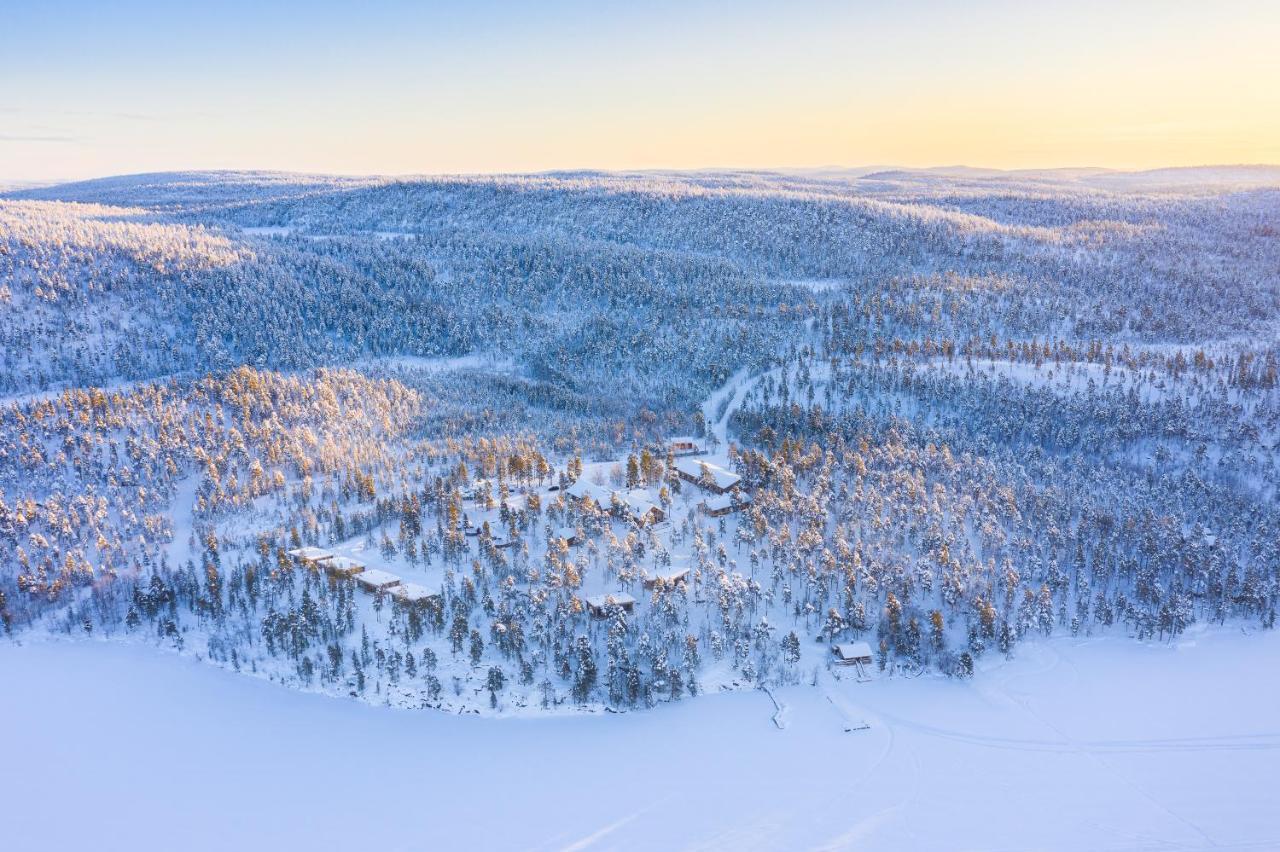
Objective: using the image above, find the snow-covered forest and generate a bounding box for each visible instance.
[3,167,1279,713]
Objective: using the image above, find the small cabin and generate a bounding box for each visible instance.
[668,437,702,456]
[832,642,874,666]
[554,526,579,547]
[286,547,334,567]
[701,492,751,517]
[566,479,611,510]
[355,569,403,593]
[324,555,366,578]
[642,568,690,590]
[622,494,665,527]
[391,583,440,606]
[586,593,636,618]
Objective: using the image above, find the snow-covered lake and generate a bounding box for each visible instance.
[4,624,1278,851]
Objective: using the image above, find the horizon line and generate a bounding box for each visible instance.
[8,161,1280,188]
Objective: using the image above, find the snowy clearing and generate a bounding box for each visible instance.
[3,624,1278,851]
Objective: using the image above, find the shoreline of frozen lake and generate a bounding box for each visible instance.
[3,624,1278,851]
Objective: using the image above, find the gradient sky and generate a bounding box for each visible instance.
[3,0,1279,180]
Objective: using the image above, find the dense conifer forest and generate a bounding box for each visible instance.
[3,168,1278,711]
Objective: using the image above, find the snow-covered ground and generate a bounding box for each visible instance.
[4,623,1278,851]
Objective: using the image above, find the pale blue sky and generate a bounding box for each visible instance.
[3,0,1278,180]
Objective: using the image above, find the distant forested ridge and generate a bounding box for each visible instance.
[1,168,1278,711]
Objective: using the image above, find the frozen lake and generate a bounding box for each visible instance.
[3,625,1278,851]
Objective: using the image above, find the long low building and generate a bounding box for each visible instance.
[323,556,366,578]
[642,567,690,590]
[672,458,741,494]
[355,569,403,593]
[286,547,334,567]
[391,583,440,605]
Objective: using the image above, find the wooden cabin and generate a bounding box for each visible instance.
[286,547,334,568]
[355,569,403,593]
[622,493,665,527]
[668,437,702,456]
[565,479,611,511]
[831,642,874,666]
[324,555,366,578]
[642,568,690,590]
[586,593,636,618]
[391,583,440,606]
[672,458,741,494]
[701,493,751,517]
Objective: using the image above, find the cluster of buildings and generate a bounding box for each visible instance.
[284,547,440,606]
[285,441,752,623]
[566,443,753,617]
[562,446,752,531]
[564,479,666,527]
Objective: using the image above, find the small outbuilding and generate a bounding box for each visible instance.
[585,593,636,618]
[355,569,403,593]
[668,437,702,456]
[832,642,874,666]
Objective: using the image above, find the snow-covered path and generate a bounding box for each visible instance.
[701,368,750,449]
[700,367,772,453]
[4,623,1278,851]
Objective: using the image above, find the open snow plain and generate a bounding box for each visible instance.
[4,624,1277,852]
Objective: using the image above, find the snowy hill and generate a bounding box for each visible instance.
[1,168,1279,722]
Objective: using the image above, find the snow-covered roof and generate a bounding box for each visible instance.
[834,642,874,660]
[356,569,402,589]
[568,481,660,522]
[391,583,439,603]
[287,547,333,562]
[325,555,365,572]
[586,593,636,609]
[645,567,689,585]
[703,493,751,512]
[673,458,741,490]
[621,490,662,522]
[566,479,611,504]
